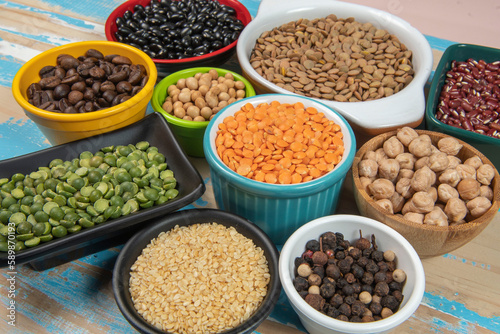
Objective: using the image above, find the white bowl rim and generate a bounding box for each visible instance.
[236,0,434,131]
[279,214,426,333]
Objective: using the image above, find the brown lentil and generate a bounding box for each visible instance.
[129,223,270,334]
[249,15,414,102]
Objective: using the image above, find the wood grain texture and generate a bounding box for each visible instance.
[1,0,500,333]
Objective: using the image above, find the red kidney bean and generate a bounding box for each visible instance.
[436,58,500,139]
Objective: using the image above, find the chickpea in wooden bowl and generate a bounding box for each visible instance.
[352,128,500,258]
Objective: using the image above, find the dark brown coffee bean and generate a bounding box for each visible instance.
[39,65,56,78]
[100,81,115,92]
[84,101,94,113]
[74,100,85,110]
[112,93,127,106]
[92,82,102,94]
[116,81,132,94]
[40,101,56,111]
[100,62,114,76]
[104,54,119,62]
[97,97,110,108]
[111,55,132,65]
[59,56,80,70]
[140,75,149,87]
[71,81,86,92]
[102,90,117,103]
[53,84,71,100]
[83,87,95,101]
[39,76,61,89]
[27,83,42,99]
[61,73,81,85]
[108,70,128,83]
[31,91,42,107]
[63,106,77,113]
[127,69,143,85]
[41,90,54,104]
[85,49,104,59]
[131,86,142,96]
[68,90,84,104]
[89,66,106,79]
[58,98,71,111]
[54,67,66,79]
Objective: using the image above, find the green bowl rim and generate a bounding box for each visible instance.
[152,67,256,129]
[425,43,500,144]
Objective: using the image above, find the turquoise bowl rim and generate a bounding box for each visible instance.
[203,93,356,197]
[425,43,500,145]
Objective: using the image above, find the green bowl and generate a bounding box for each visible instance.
[151,67,256,157]
[425,43,500,170]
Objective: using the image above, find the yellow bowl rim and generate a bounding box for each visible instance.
[12,40,158,123]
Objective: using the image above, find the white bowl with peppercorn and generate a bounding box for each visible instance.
[279,214,425,334]
[237,0,433,142]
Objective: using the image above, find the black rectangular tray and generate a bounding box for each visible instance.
[0,112,205,270]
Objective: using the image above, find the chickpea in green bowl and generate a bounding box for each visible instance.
[151,67,256,157]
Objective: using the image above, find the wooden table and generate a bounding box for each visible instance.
[1,1,499,333]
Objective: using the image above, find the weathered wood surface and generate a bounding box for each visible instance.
[0,1,499,333]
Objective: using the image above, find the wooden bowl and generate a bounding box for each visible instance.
[352,129,500,258]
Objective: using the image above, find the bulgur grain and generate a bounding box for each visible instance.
[129,223,270,334]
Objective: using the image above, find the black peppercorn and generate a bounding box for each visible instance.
[374,271,387,283]
[381,295,400,311]
[306,239,320,252]
[335,250,346,260]
[294,256,307,269]
[361,284,373,295]
[389,281,402,292]
[371,250,384,262]
[357,256,369,268]
[342,284,354,296]
[337,314,349,322]
[392,290,404,303]
[298,290,308,299]
[369,302,383,315]
[312,265,325,278]
[293,276,309,291]
[345,272,356,284]
[323,276,336,286]
[320,282,336,299]
[366,260,380,274]
[361,271,374,285]
[321,231,337,247]
[374,282,390,297]
[351,316,362,322]
[338,303,351,317]
[351,301,366,317]
[338,258,352,274]
[349,247,362,260]
[352,282,362,294]
[326,305,340,318]
[351,264,365,279]
[377,261,389,272]
[344,295,356,305]
[329,294,344,308]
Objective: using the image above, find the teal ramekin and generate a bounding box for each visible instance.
[203,94,356,245]
[425,43,500,170]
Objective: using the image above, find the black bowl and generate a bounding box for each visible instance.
[0,113,205,270]
[112,208,281,334]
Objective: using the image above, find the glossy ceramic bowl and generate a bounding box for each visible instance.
[105,0,252,77]
[113,208,281,334]
[236,0,433,139]
[352,129,500,258]
[203,93,356,245]
[425,43,500,170]
[12,41,157,145]
[151,67,256,157]
[279,214,425,334]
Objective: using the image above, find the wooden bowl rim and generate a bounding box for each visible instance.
[352,129,500,232]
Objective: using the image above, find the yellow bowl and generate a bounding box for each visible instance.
[12,41,157,145]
